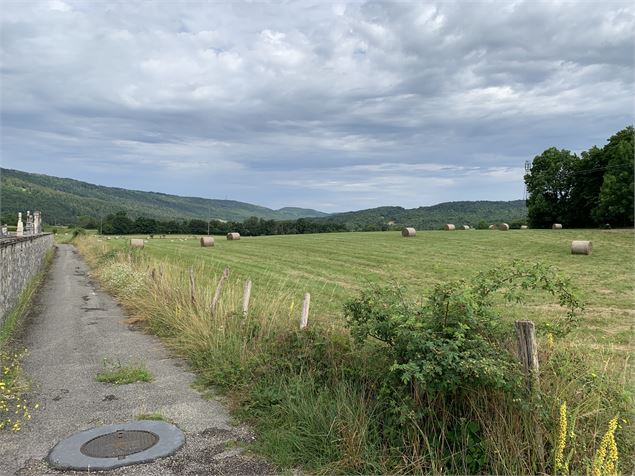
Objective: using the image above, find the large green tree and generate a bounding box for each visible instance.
[525,148,578,228]
[593,126,634,227]
[567,146,607,227]
[525,126,634,228]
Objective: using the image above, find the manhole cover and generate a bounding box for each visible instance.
[80,430,159,459]
[48,420,185,471]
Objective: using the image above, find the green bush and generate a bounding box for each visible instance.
[343,261,583,473]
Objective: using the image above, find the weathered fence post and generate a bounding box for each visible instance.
[515,320,545,468]
[242,279,252,317]
[211,267,230,316]
[189,267,196,305]
[515,320,540,390]
[300,292,310,329]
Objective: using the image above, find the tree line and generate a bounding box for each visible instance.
[524,126,633,228]
[98,211,348,236]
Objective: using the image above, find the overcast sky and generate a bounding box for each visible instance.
[1,1,633,213]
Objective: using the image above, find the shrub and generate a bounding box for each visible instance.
[344,261,583,473]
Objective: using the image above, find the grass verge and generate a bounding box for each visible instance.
[0,248,52,433]
[0,248,55,347]
[76,234,634,474]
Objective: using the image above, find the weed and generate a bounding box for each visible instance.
[0,350,36,432]
[0,249,54,346]
[136,412,168,421]
[96,358,152,384]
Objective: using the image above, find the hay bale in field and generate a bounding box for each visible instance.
[520,225,528,230]
[227,232,241,240]
[130,238,144,248]
[402,227,416,237]
[498,223,510,231]
[444,224,455,231]
[462,225,470,230]
[552,223,563,229]
[571,240,592,255]
[200,236,215,247]
[489,224,497,230]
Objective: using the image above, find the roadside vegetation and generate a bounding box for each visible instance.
[0,249,53,433]
[136,412,169,422]
[76,230,634,474]
[96,359,153,385]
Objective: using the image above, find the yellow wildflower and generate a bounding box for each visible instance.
[593,417,619,476]
[555,402,568,474]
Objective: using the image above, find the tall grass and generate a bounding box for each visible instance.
[76,236,634,474]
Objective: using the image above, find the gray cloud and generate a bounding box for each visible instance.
[1,0,633,212]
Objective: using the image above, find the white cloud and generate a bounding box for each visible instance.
[1,1,632,211]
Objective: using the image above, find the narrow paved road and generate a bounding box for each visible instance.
[0,244,270,475]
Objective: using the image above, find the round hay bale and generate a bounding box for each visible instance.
[552,223,563,229]
[498,223,510,231]
[129,238,144,248]
[227,232,241,240]
[488,224,497,230]
[462,225,470,230]
[571,240,592,255]
[200,236,215,247]
[401,227,416,237]
[520,225,528,230]
[444,224,455,231]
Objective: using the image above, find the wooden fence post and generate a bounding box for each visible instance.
[300,292,310,329]
[211,267,230,316]
[515,320,540,391]
[242,279,252,317]
[515,320,545,468]
[189,267,196,305]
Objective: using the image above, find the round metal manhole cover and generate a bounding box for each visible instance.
[48,421,185,471]
[80,430,159,459]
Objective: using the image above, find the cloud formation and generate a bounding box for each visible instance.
[1,1,633,212]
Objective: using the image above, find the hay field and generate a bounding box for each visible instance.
[101,229,633,353]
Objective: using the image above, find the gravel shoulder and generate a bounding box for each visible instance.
[0,244,271,475]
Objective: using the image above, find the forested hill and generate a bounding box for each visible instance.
[1,167,527,229]
[0,168,327,224]
[320,200,528,230]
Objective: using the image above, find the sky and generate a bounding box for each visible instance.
[1,1,633,213]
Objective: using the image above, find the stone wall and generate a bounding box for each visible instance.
[0,234,54,326]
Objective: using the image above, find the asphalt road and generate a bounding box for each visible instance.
[0,244,270,475]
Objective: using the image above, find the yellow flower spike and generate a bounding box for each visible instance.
[593,417,619,476]
[555,402,568,474]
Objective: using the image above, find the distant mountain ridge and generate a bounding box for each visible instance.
[0,168,526,228]
[322,200,527,230]
[0,168,327,224]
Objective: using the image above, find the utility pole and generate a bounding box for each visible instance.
[524,160,531,201]
[207,206,211,235]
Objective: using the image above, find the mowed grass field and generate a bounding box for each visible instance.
[101,229,633,356]
[83,229,634,473]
